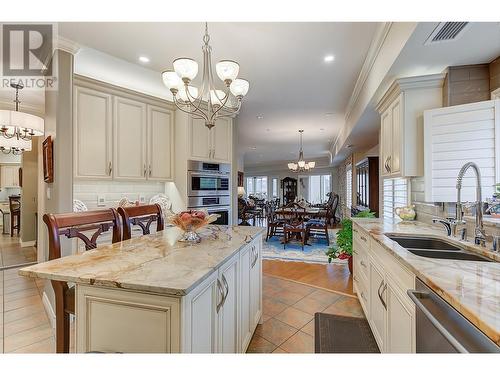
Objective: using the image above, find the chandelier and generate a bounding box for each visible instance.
[0,137,32,155]
[0,83,45,144]
[288,130,316,172]
[162,23,249,129]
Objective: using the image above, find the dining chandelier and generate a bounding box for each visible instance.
[0,83,45,144]
[288,130,316,172]
[162,23,249,129]
[0,136,32,155]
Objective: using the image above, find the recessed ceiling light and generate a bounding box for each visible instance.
[324,55,335,63]
[266,128,270,132]
[250,146,257,150]
[325,112,334,117]
[139,56,150,63]
[320,128,325,131]
[256,115,264,120]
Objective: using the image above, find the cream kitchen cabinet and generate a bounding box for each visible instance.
[376,74,444,178]
[0,165,20,188]
[148,105,174,181]
[73,85,113,180]
[189,117,232,163]
[113,96,147,180]
[76,234,263,353]
[352,222,415,353]
[239,237,262,352]
[74,77,175,182]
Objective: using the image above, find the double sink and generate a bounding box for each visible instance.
[386,235,493,262]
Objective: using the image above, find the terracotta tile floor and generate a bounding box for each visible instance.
[1,260,360,354]
[246,274,363,353]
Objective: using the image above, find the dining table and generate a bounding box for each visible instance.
[273,206,326,245]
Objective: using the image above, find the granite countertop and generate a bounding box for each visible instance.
[19,225,265,296]
[351,218,500,346]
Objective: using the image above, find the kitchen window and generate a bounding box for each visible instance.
[383,178,408,220]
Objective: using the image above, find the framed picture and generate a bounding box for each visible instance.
[238,171,244,187]
[42,136,54,183]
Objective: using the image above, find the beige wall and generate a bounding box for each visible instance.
[41,49,75,314]
[20,137,39,244]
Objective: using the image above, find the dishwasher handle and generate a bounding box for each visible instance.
[407,289,468,353]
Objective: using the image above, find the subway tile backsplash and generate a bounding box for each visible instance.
[74,180,166,210]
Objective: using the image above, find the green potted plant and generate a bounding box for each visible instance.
[326,210,376,273]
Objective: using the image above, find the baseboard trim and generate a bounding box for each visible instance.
[42,291,56,331]
[20,240,36,248]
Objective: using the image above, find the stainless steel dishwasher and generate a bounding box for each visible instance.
[407,278,499,353]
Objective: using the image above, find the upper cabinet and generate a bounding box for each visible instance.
[74,86,113,180]
[113,97,147,180]
[423,99,500,202]
[148,105,174,181]
[189,117,232,164]
[73,77,175,182]
[376,74,445,178]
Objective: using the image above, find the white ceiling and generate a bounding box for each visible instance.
[333,22,500,164]
[58,22,379,168]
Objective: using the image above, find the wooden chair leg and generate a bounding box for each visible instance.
[53,281,70,353]
[325,227,330,246]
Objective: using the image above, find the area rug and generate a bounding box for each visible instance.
[262,229,346,265]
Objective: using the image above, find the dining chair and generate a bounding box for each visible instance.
[8,195,21,236]
[306,205,331,245]
[117,203,165,240]
[43,209,122,353]
[283,218,308,251]
[265,202,285,241]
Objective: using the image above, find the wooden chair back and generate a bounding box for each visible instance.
[43,209,122,261]
[9,195,21,212]
[117,203,164,240]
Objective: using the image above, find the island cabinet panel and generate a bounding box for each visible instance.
[239,239,253,351]
[217,252,240,353]
[250,238,262,329]
[76,285,180,353]
[182,271,219,353]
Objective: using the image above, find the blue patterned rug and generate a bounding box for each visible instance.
[262,229,346,265]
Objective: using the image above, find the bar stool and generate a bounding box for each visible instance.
[117,203,164,240]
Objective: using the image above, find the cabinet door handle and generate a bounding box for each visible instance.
[149,164,152,177]
[384,157,390,173]
[216,278,224,313]
[387,156,391,173]
[360,260,367,268]
[353,275,358,282]
[377,281,387,310]
[108,162,112,176]
[251,246,259,268]
[221,274,229,307]
[144,164,147,177]
[361,236,367,242]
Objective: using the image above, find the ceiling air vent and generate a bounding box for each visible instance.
[424,22,470,45]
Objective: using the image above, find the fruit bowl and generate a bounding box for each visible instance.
[169,210,220,243]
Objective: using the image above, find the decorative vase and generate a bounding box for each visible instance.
[179,227,202,244]
[348,256,353,274]
[394,205,416,222]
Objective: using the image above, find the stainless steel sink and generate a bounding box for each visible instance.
[386,235,493,262]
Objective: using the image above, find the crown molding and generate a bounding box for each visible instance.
[329,22,392,158]
[344,22,393,123]
[375,73,445,113]
[56,36,81,55]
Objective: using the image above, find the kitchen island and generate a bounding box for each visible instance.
[19,225,265,353]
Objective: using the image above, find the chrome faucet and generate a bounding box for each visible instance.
[456,162,487,246]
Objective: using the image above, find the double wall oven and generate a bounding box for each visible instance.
[187,161,231,225]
